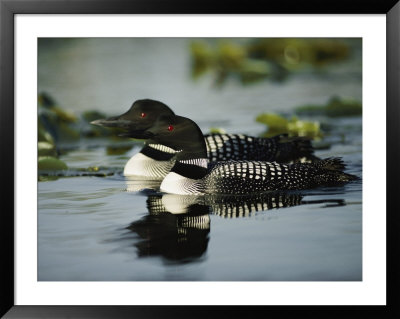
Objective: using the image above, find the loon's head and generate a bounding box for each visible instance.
[90,99,175,135]
[143,115,207,160]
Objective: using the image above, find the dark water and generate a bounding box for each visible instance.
[38,39,362,281]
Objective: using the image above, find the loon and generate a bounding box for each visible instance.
[134,114,358,195]
[91,99,316,179]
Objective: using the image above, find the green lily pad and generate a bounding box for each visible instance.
[256,113,322,138]
[239,59,271,84]
[52,106,77,123]
[38,92,56,108]
[38,141,57,157]
[295,96,362,117]
[287,117,321,138]
[208,127,226,134]
[190,41,214,78]
[38,156,68,171]
[38,175,59,182]
[217,41,246,70]
[325,96,362,117]
[38,125,55,144]
[255,113,288,130]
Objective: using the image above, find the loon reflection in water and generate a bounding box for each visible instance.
[124,192,345,264]
[126,196,210,264]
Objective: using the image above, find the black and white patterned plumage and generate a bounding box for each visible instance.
[203,158,355,195]
[125,133,314,179]
[204,133,314,163]
[123,145,176,179]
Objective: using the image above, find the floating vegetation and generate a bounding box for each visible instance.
[38,92,80,142]
[208,127,226,134]
[38,156,68,171]
[38,92,125,141]
[38,141,57,157]
[190,38,354,87]
[190,41,280,86]
[247,38,350,70]
[38,166,122,181]
[37,92,134,181]
[38,121,55,144]
[38,175,59,182]
[256,113,322,139]
[295,96,362,117]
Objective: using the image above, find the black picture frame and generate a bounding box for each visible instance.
[1,0,399,318]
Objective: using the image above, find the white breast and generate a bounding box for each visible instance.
[160,172,204,195]
[123,152,173,179]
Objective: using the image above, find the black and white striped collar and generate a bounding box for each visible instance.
[148,143,180,154]
[179,158,208,168]
[141,144,177,161]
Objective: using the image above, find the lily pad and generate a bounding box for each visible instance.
[256,113,288,130]
[38,156,68,171]
[208,127,226,134]
[287,117,321,138]
[38,92,56,108]
[38,175,59,182]
[38,141,57,157]
[256,112,321,138]
[38,124,55,144]
[190,41,214,78]
[295,96,362,117]
[325,96,362,117]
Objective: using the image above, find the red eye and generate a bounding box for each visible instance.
[168,125,174,131]
[141,112,146,118]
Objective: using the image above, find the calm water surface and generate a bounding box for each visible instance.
[38,39,362,281]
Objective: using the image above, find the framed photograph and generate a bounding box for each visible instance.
[1,0,398,318]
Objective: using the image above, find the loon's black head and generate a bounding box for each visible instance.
[90,99,175,135]
[145,115,207,160]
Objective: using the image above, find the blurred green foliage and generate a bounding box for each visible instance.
[208,127,227,134]
[256,113,322,139]
[295,96,362,117]
[38,156,68,171]
[248,38,350,68]
[38,92,126,143]
[37,92,133,179]
[255,95,362,140]
[190,38,354,87]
